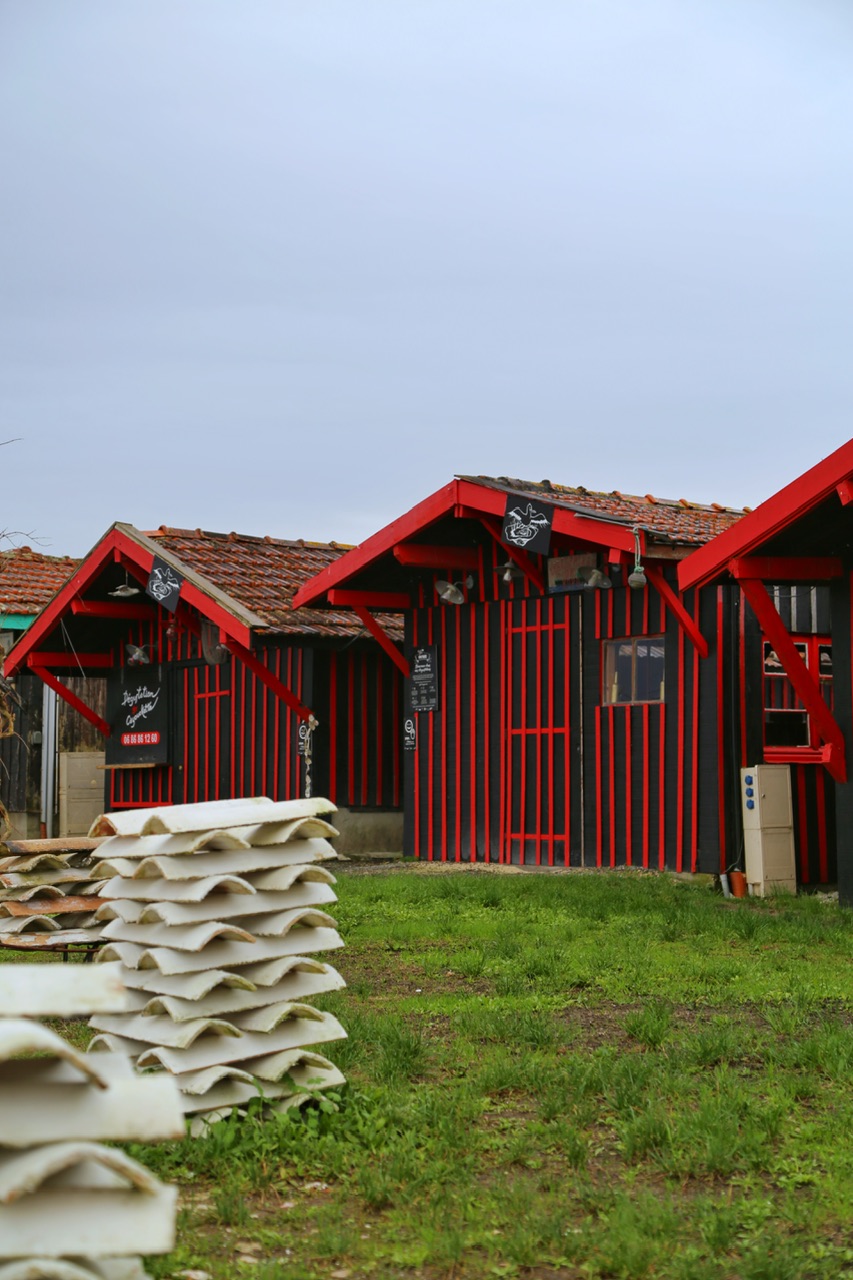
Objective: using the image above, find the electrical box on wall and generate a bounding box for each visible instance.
[740,765,796,897]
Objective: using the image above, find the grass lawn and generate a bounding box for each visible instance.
[26,868,853,1278]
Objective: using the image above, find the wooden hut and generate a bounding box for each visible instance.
[3,524,404,853]
[294,475,755,874]
[679,438,853,904]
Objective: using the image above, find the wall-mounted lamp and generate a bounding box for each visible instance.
[109,573,141,599]
[125,643,152,666]
[201,619,229,665]
[628,526,647,590]
[435,574,474,605]
[494,559,522,584]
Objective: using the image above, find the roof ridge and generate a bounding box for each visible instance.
[145,526,354,551]
[459,474,745,516]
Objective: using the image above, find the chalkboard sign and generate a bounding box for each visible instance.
[146,556,184,614]
[403,716,417,751]
[502,495,554,556]
[409,644,439,712]
[106,667,170,766]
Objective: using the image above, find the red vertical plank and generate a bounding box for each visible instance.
[519,603,527,865]
[816,767,828,883]
[607,587,614,641]
[658,703,666,870]
[499,600,507,864]
[642,702,649,868]
[376,661,384,809]
[296,648,304,796]
[214,663,221,799]
[427,609,435,860]
[469,603,477,861]
[283,649,293,799]
[392,662,400,809]
[796,766,809,883]
[595,704,603,867]
[676,622,685,873]
[547,603,555,866]
[483,600,491,862]
[535,598,543,866]
[329,656,338,804]
[361,653,369,807]
[716,588,727,872]
[738,587,748,767]
[595,589,601,640]
[184,668,191,804]
[642,583,649,635]
[193,666,200,803]
[691,617,700,874]
[608,709,616,866]
[455,603,462,861]
[564,598,571,867]
[624,704,632,866]
[413,612,421,860]
[440,604,448,861]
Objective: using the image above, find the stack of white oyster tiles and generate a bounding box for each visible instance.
[0,961,181,1280]
[88,797,347,1127]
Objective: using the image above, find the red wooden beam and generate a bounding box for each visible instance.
[644,565,709,659]
[27,652,114,669]
[327,589,411,609]
[393,544,479,571]
[70,599,156,619]
[352,606,410,678]
[478,516,546,594]
[224,638,314,723]
[31,667,111,737]
[728,556,843,581]
[738,576,846,782]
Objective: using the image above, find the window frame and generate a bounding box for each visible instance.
[762,633,832,763]
[602,635,666,707]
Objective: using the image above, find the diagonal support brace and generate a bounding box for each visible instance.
[353,606,410,678]
[32,667,111,738]
[645,565,709,659]
[737,576,846,782]
[225,639,314,723]
[478,516,546,594]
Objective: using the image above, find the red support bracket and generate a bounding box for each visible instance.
[327,589,411,609]
[70,599,156,620]
[32,667,111,738]
[27,653,114,669]
[837,479,853,506]
[729,556,843,581]
[644,565,709,659]
[478,516,546,594]
[224,638,314,723]
[353,606,410,678]
[737,576,846,782]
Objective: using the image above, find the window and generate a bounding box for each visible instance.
[763,637,832,750]
[603,637,665,705]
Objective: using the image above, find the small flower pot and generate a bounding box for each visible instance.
[728,870,747,899]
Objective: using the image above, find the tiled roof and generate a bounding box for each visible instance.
[0,547,79,616]
[461,476,747,546]
[146,527,403,640]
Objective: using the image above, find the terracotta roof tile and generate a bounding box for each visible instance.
[0,547,79,616]
[147,527,402,640]
[461,475,745,545]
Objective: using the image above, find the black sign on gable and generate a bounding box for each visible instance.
[146,556,184,614]
[409,644,439,713]
[106,667,170,766]
[501,495,554,557]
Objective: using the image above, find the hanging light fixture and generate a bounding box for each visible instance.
[125,643,151,666]
[494,559,522,583]
[628,526,647,590]
[435,574,474,605]
[109,572,141,599]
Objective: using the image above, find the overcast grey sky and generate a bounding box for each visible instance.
[1,1,852,556]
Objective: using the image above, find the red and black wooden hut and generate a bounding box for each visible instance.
[680,437,853,904]
[294,475,755,875]
[3,523,405,850]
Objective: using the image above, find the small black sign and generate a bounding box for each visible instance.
[146,556,184,614]
[409,644,439,713]
[297,721,311,756]
[403,716,417,751]
[106,667,170,766]
[502,495,554,556]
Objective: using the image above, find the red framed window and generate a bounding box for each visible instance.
[763,635,832,754]
[603,637,665,705]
